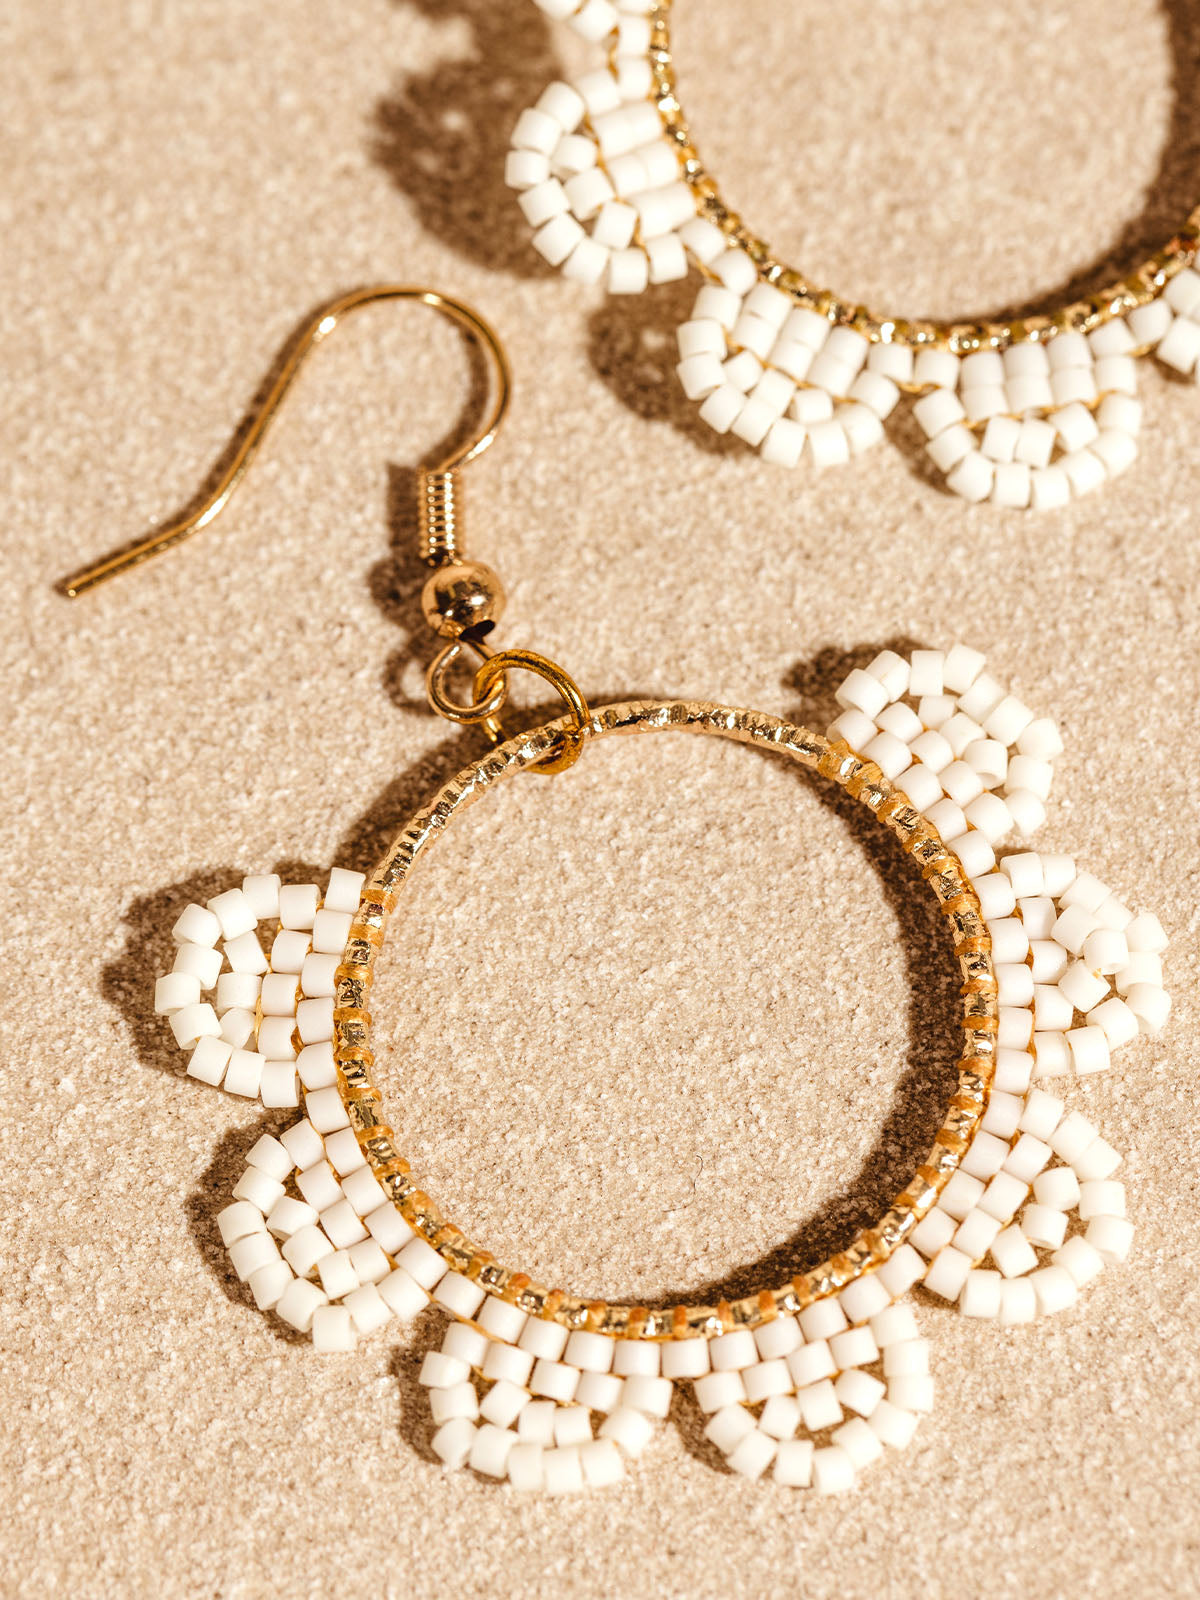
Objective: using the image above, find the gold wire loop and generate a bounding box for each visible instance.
[472,649,592,775]
[59,285,512,597]
[426,632,507,735]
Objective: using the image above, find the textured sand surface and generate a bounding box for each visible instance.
[3,2,1199,1596]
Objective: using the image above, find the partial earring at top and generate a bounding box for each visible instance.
[509,0,1200,510]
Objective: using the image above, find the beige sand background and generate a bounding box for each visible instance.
[4,1,1200,1595]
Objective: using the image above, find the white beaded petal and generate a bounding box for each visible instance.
[156,868,367,1110]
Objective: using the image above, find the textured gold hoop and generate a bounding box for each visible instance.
[648,1,1200,354]
[333,700,998,1340]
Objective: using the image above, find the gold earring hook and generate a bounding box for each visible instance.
[59,284,511,598]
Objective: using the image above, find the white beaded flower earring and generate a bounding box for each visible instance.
[508,0,1200,507]
[67,288,1169,1498]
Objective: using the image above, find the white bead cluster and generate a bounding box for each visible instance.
[505,2,697,295]
[421,1304,668,1492]
[514,3,1200,504]
[828,643,1170,1081]
[910,330,1142,507]
[154,868,366,1109]
[694,1267,931,1492]
[677,275,899,464]
[217,1118,475,1352]
[824,644,1170,1321]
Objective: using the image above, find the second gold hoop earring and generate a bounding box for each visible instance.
[65,287,1170,1496]
[508,0,1198,509]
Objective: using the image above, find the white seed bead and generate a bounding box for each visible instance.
[155,972,201,1015]
[623,1374,673,1417]
[611,244,649,296]
[1086,1214,1134,1264]
[359,1205,408,1258]
[923,1246,972,1301]
[963,792,1012,844]
[232,1166,285,1215]
[296,1162,340,1213]
[1067,1024,1111,1076]
[909,1208,956,1259]
[954,830,998,879]
[1086,996,1139,1049]
[773,1437,815,1488]
[657,1339,708,1380]
[1031,941,1067,984]
[431,1381,480,1427]
[693,1369,746,1413]
[954,1208,1003,1260]
[811,1446,856,1497]
[564,1330,615,1373]
[913,389,965,438]
[1021,1204,1067,1250]
[222,1049,265,1099]
[886,1373,934,1414]
[172,903,221,946]
[987,917,1028,964]
[576,1371,623,1413]
[248,1260,293,1311]
[1075,1139,1123,1184]
[580,1438,625,1488]
[1004,1133,1053,1182]
[1124,911,1167,953]
[391,1237,444,1292]
[876,1243,926,1298]
[612,1341,660,1378]
[275,1278,326,1334]
[959,1269,1003,1319]
[506,148,549,190]
[1126,983,1171,1035]
[786,1340,836,1388]
[927,423,975,472]
[480,1380,532,1431]
[990,1224,1038,1278]
[227,1232,280,1286]
[1078,1179,1125,1221]
[1157,312,1200,374]
[1031,1265,1078,1317]
[1030,466,1071,510]
[530,1360,582,1404]
[758,1394,802,1441]
[347,1241,390,1292]
[678,215,727,264]
[1052,1236,1105,1288]
[303,1085,348,1134]
[992,1046,1034,1094]
[218,1199,266,1247]
[796,1380,843,1433]
[761,417,806,466]
[868,342,914,383]
[599,1407,655,1457]
[316,1250,359,1301]
[260,1062,299,1113]
[869,1303,919,1347]
[282,1223,335,1276]
[897,764,942,811]
[991,1276,1035,1327]
[206,888,256,941]
[839,1274,891,1325]
[481,1341,534,1389]
[1114,951,1163,994]
[171,940,224,992]
[518,1319,569,1361]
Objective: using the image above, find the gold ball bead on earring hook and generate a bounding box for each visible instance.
[420,561,507,638]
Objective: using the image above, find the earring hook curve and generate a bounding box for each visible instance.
[59,285,511,598]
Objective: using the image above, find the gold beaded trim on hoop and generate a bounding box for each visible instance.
[644,1,1200,356]
[332,700,998,1341]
